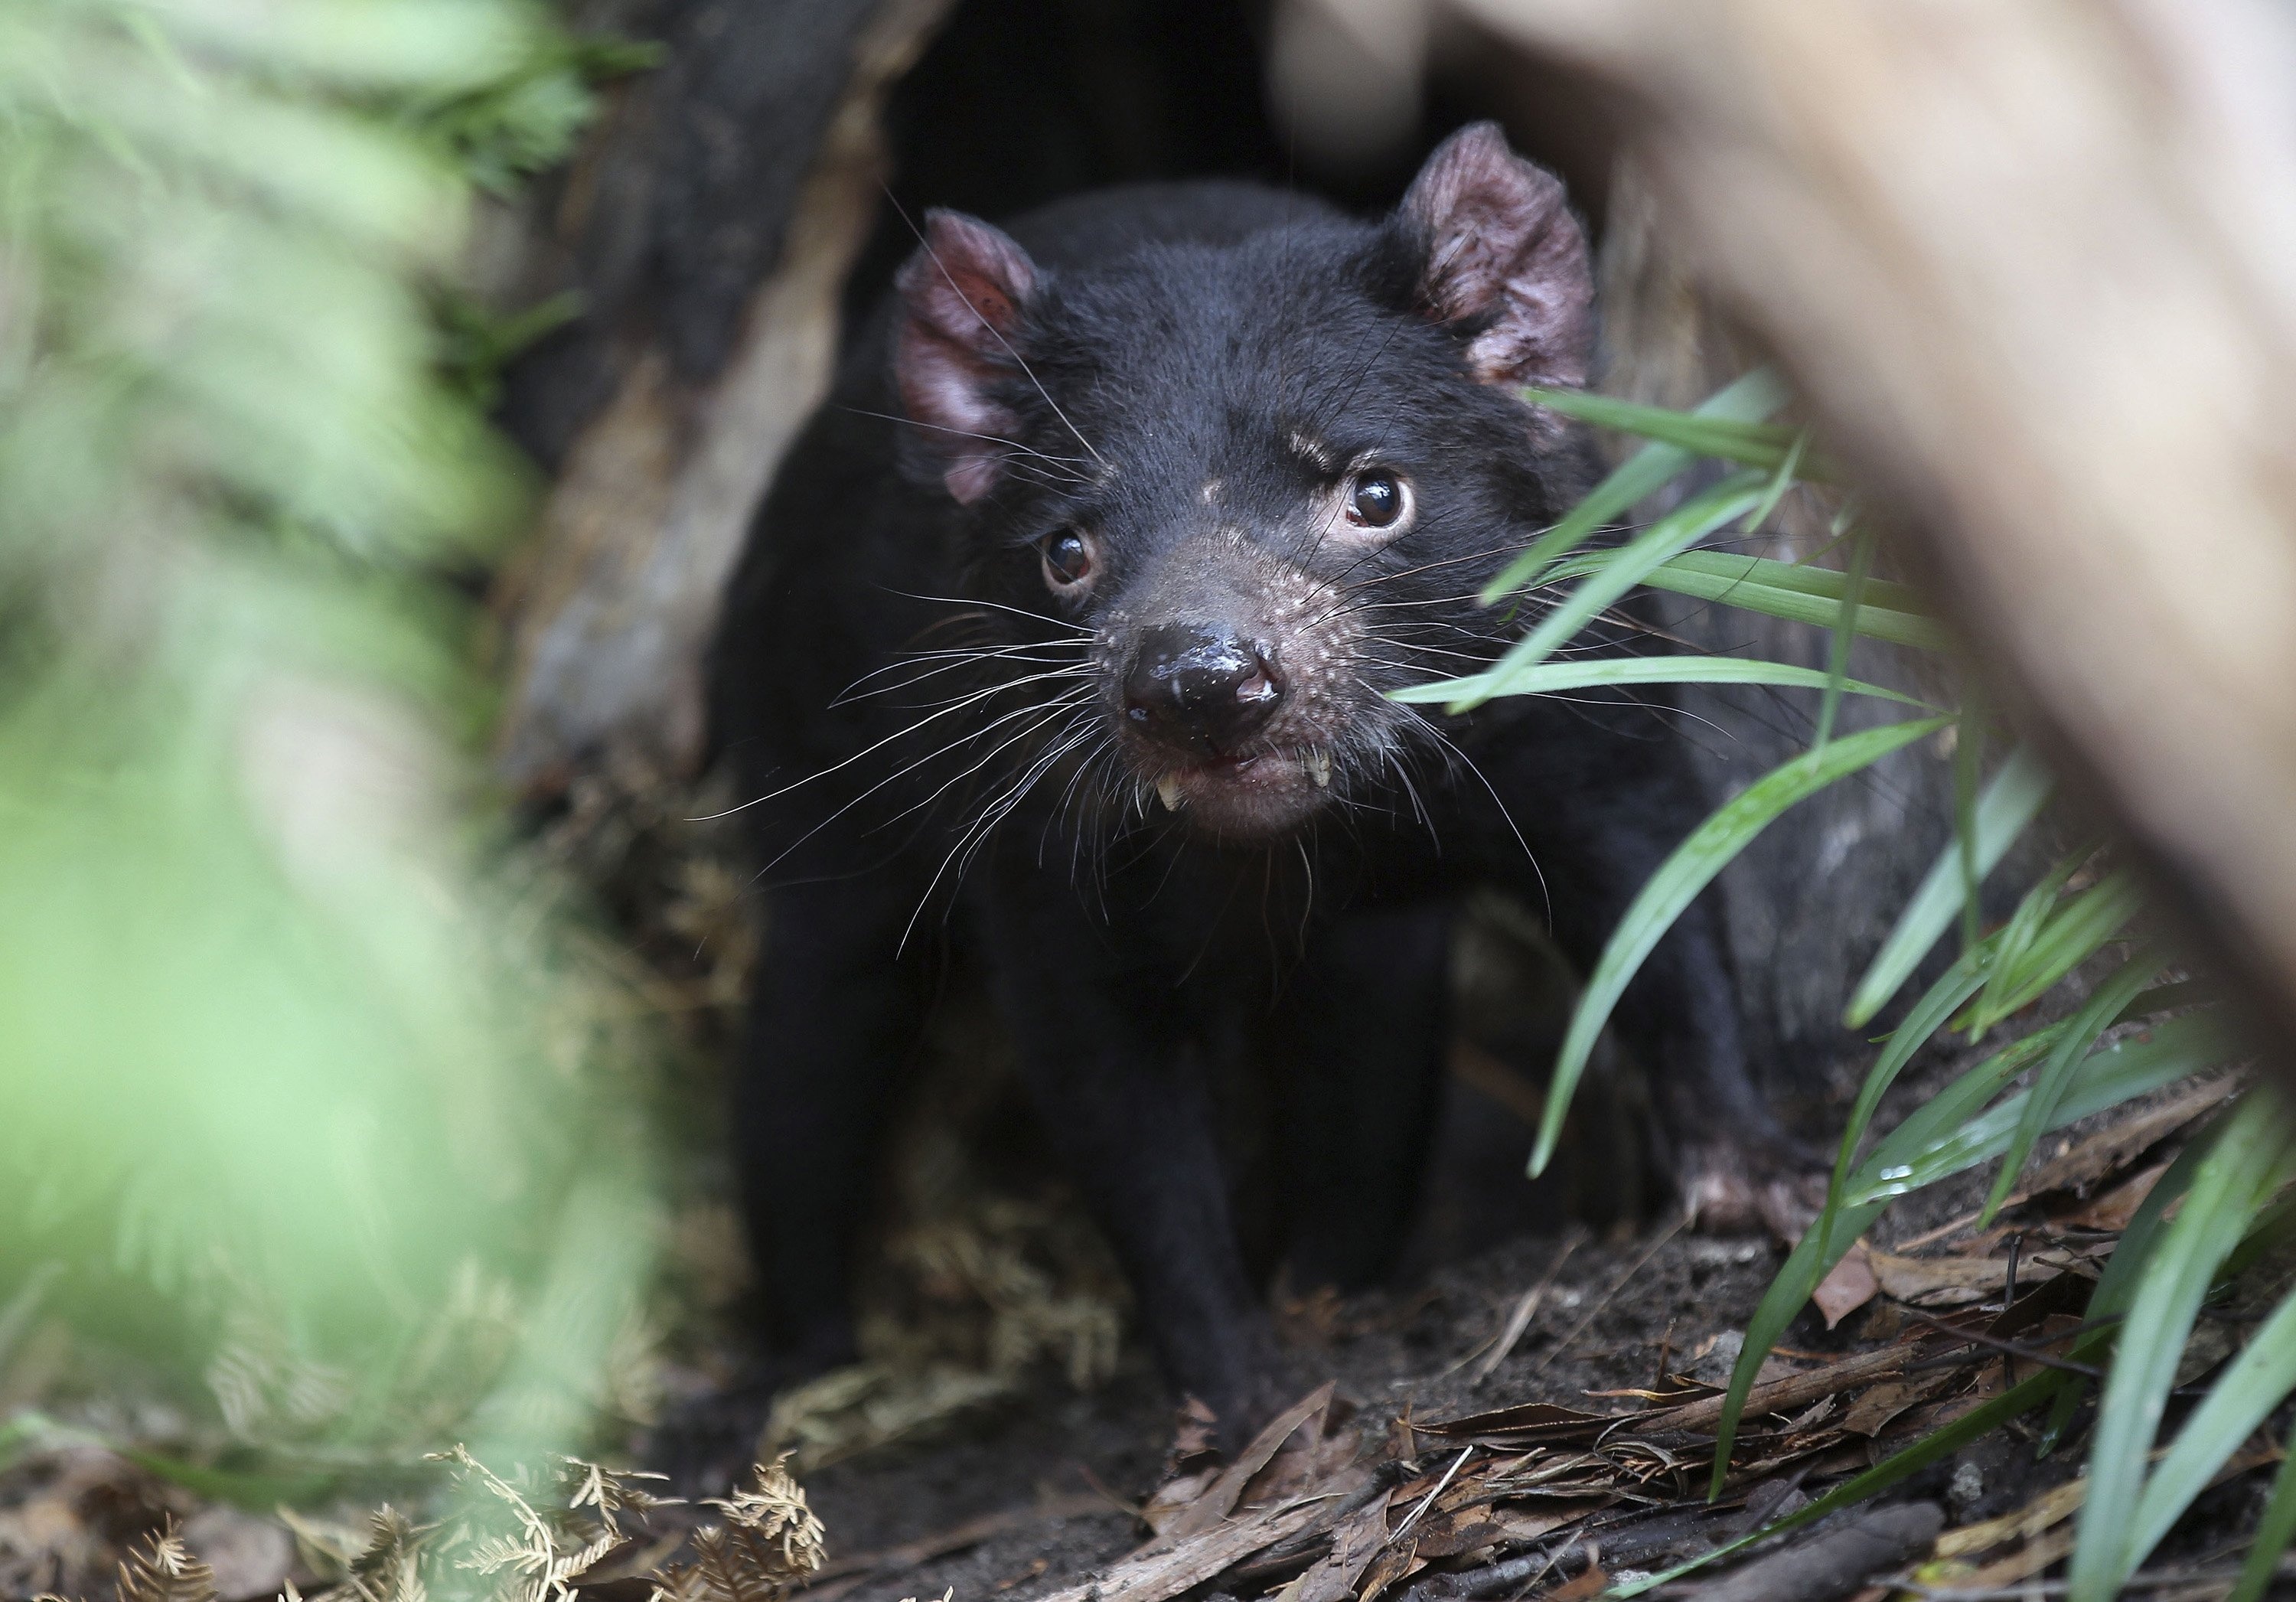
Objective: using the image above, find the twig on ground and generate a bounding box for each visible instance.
[1897,1308,2105,1382]
[1388,1449,1474,1548]
[1677,1500,1942,1602]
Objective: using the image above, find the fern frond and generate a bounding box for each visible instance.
[117,1528,219,1602]
[654,1459,827,1602]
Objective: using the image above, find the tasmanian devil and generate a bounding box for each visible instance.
[704,122,1809,1454]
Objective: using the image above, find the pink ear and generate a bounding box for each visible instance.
[1400,122,1595,390]
[895,210,1039,504]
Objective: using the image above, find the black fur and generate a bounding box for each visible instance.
[703,130,1799,1457]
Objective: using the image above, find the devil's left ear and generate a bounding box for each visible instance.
[1395,122,1595,390]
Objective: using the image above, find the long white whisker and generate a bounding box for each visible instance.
[837,405,1091,478]
[744,687,1093,879]
[876,588,1097,636]
[1367,677,1550,921]
[905,219,1110,473]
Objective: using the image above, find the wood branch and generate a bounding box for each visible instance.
[1684,1499,1942,1602]
[1458,0,2296,1065]
[490,0,951,792]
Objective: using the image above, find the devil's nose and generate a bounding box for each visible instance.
[1123,624,1283,752]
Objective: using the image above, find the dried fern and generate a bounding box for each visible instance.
[561,1457,677,1541]
[116,1529,220,1602]
[344,1508,432,1602]
[651,1460,825,1602]
[421,1445,692,1602]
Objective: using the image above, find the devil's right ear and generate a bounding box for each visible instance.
[1393,122,1594,393]
[895,210,1039,504]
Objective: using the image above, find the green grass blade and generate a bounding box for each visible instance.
[1812,521,1872,749]
[2042,1111,2232,1453]
[1479,369,1788,602]
[2128,1274,2296,1577]
[1978,950,2166,1226]
[1459,472,1768,709]
[1384,654,1935,709]
[1841,1027,2070,1204]
[1704,1195,1889,1499]
[1828,940,1997,1223]
[2118,978,2215,1020]
[1517,386,1835,479]
[1640,549,1932,609]
[1660,1368,2069,1575]
[1712,969,2050,1495]
[1846,1010,2229,1206]
[1844,746,2053,1027]
[2083,1108,2232,1342]
[1967,847,2092,1032]
[1746,428,1812,529]
[1709,1009,2226,1496]
[2070,1095,2296,1602]
[1629,553,1953,652]
[1531,716,1951,1179]
[2229,1420,2296,1602]
[2221,1188,2296,1284]
[1953,692,1986,954]
[1966,866,2144,1034]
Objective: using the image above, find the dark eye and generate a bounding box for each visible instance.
[1345,470,1407,530]
[1041,528,1094,588]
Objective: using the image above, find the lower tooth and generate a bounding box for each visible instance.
[1156,775,1184,811]
[1306,750,1331,788]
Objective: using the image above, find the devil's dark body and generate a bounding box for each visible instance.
[706,134,1795,1444]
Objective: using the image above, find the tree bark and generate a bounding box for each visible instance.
[490,0,951,793]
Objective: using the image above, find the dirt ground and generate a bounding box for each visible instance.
[793,1226,1786,1602]
[567,776,2293,1602]
[4,774,2288,1602]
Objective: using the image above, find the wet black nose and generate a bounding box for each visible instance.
[1123,625,1282,754]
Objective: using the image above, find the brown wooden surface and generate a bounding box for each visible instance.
[491,0,951,792]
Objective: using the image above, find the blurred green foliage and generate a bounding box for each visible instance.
[0,0,659,1485]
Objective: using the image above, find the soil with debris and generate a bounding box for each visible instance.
[701,1049,2285,1602]
[790,1227,1786,1602]
[562,781,2291,1601]
[5,771,2289,1602]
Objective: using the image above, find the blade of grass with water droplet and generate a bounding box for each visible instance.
[1844,1010,2226,1207]
[1713,1011,2224,1495]
[1711,997,2057,1494]
[1805,939,1999,1312]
